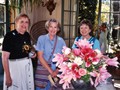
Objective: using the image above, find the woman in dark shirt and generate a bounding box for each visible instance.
[2,13,36,90]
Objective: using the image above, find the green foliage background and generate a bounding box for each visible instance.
[78,0,97,26]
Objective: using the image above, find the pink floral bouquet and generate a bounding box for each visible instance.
[52,39,119,89]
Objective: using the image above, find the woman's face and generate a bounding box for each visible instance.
[16,17,29,33]
[48,22,58,36]
[80,24,91,37]
[99,25,106,32]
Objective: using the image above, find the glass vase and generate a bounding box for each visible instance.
[71,79,95,90]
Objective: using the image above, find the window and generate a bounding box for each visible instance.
[0,4,5,38]
[0,0,5,4]
[0,0,20,51]
[100,0,120,53]
[61,0,79,47]
[9,0,20,30]
[0,1,5,51]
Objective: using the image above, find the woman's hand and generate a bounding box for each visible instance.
[6,75,12,88]
[29,51,36,58]
[51,69,59,77]
[31,52,36,58]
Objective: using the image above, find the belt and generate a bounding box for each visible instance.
[9,57,29,61]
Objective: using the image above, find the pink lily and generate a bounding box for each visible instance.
[58,63,70,74]
[52,53,65,66]
[75,39,93,48]
[62,46,71,55]
[90,68,111,87]
[105,57,119,67]
[58,72,75,89]
[72,48,81,56]
[94,49,103,58]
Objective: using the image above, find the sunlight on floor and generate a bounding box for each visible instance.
[114,83,120,88]
[112,79,120,90]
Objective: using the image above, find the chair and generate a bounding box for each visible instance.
[29,20,48,45]
[29,20,48,70]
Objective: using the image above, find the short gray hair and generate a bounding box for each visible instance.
[45,19,61,31]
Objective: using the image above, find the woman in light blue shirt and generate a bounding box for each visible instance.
[72,19,100,50]
[72,19,115,90]
[35,19,66,90]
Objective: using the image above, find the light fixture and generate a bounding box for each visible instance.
[42,0,57,15]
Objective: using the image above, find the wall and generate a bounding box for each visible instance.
[21,0,62,28]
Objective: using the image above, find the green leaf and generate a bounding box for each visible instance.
[81,74,90,82]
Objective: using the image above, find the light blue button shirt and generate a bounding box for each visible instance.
[36,34,66,70]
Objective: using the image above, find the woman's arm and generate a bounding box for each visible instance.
[2,51,12,87]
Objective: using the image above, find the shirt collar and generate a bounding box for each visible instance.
[46,34,56,41]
